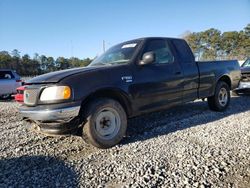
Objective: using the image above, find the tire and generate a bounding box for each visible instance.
[81,98,127,149]
[207,81,230,112]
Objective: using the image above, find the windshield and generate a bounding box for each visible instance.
[242,58,250,68]
[89,40,141,66]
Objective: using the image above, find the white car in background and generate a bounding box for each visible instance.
[0,69,22,99]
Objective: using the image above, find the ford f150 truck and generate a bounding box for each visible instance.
[19,37,241,148]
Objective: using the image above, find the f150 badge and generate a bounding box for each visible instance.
[121,76,133,83]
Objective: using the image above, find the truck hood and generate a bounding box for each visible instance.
[26,66,103,84]
[241,67,250,73]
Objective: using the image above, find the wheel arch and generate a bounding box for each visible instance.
[208,74,232,98]
[79,88,132,118]
[217,75,232,89]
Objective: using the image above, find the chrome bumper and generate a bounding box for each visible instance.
[238,81,250,89]
[19,106,81,121]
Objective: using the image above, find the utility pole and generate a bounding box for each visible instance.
[70,40,74,57]
[103,40,106,53]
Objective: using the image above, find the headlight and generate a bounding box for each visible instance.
[40,86,71,101]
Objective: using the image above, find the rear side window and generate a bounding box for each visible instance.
[142,39,174,64]
[0,71,14,79]
[172,39,195,63]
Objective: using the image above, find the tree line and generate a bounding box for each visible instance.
[184,23,250,61]
[0,50,92,76]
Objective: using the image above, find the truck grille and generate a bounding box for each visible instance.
[242,72,250,82]
[24,89,39,106]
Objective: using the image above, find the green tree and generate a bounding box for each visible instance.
[11,49,20,58]
[33,53,40,61]
[39,55,48,72]
[0,51,12,69]
[56,57,70,70]
[47,57,56,72]
[185,23,250,60]
[200,28,221,60]
[244,24,250,37]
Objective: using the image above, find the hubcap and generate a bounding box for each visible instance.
[95,107,121,140]
[218,88,228,107]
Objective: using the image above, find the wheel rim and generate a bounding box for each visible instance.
[95,107,121,140]
[218,87,228,107]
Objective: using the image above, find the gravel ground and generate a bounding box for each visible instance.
[0,95,250,187]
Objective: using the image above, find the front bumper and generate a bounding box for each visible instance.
[19,105,80,122]
[15,93,24,103]
[19,102,82,135]
[234,81,250,94]
[238,81,250,89]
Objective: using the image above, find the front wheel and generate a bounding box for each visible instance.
[207,81,230,111]
[81,98,127,149]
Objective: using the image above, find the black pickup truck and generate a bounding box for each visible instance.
[19,37,241,148]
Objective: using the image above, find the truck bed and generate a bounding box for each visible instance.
[197,60,241,98]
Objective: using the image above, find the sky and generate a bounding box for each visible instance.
[0,0,249,59]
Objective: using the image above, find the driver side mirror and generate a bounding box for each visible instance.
[138,52,155,66]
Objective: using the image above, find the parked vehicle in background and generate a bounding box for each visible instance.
[0,69,22,99]
[19,37,241,148]
[238,60,245,66]
[233,58,250,95]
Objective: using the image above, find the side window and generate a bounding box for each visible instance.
[243,58,250,67]
[0,71,14,79]
[143,39,174,64]
[172,39,195,63]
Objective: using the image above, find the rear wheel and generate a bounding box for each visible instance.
[81,98,127,149]
[208,81,230,111]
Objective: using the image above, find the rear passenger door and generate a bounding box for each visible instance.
[131,39,184,113]
[171,39,199,102]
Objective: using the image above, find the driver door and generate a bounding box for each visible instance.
[130,39,184,113]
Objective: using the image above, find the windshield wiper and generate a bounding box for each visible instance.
[109,60,129,64]
[91,60,129,67]
[91,62,112,66]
